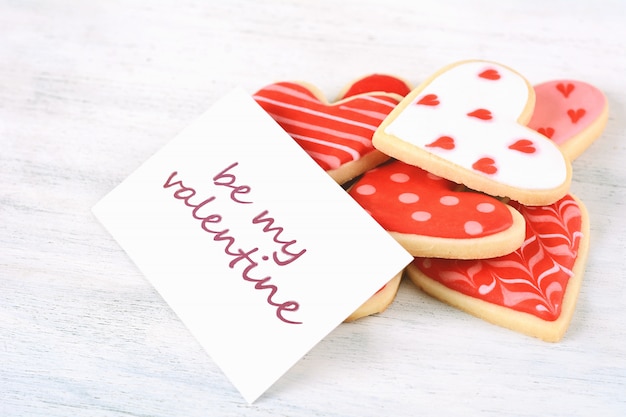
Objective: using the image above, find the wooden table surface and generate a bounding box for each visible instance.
[2,1,625,416]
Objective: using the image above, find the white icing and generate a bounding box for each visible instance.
[384,61,568,190]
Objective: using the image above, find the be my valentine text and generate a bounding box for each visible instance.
[163,162,306,324]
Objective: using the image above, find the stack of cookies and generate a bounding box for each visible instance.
[252,60,608,342]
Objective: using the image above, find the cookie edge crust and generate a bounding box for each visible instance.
[389,204,525,259]
[344,271,403,322]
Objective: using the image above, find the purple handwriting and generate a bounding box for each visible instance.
[163,162,306,325]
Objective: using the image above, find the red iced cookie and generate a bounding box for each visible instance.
[348,159,525,259]
[253,81,403,184]
[407,194,589,342]
[337,73,413,99]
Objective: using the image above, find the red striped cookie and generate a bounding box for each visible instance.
[253,81,403,184]
[406,194,589,342]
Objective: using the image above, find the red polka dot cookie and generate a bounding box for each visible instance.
[253,80,404,184]
[406,194,589,342]
[348,159,525,259]
[373,60,572,206]
[529,80,609,160]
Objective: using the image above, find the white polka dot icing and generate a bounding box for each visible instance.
[477,202,496,213]
[464,221,484,235]
[356,184,376,195]
[440,195,459,206]
[399,193,419,204]
[390,172,410,183]
[348,160,515,239]
[412,211,432,222]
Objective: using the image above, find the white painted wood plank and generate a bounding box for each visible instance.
[2,1,625,416]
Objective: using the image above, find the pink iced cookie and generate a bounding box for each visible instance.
[407,194,589,342]
[374,60,572,206]
[529,80,609,160]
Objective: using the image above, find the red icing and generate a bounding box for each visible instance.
[414,195,583,321]
[529,80,606,147]
[556,82,574,98]
[348,160,513,239]
[508,139,536,154]
[479,69,501,80]
[467,108,493,120]
[426,136,455,150]
[472,157,497,174]
[417,94,440,106]
[537,127,555,138]
[567,108,586,123]
[340,74,412,98]
[253,82,400,171]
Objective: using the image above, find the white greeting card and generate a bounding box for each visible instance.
[92,88,412,403]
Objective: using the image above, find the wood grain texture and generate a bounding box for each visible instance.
[2,0,625,416]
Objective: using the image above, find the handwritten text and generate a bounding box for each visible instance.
[163,162,306,324]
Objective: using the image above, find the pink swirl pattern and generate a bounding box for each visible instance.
[414,195,583,321]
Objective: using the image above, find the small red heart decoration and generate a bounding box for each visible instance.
[556,82,575,98]
[537,127,555,138]
[479,69,501,80]
[416,94,440,106]
[426,136,456,150]
[467,108,493,120]
[567,108,586,123]
[508,139,536,154]
[472,157,497,174]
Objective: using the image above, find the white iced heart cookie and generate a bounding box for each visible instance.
[373,60,572,206]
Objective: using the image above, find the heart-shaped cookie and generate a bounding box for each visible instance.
[253,81,403,184]
[406,194,589,342]
[348,159,525,259]
[529,80,609,160]
[374,60,572,206]
[344,270,403,322]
